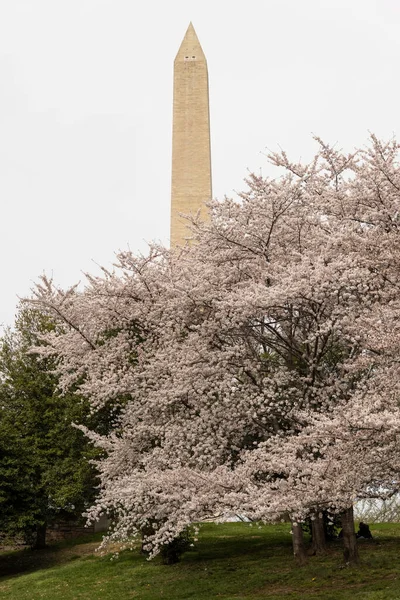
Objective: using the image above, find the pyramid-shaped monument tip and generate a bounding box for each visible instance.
[175,22,206,62]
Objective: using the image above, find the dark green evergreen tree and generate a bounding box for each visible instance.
[0,307,99,548]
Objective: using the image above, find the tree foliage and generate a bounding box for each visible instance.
[28,136,400,559]
[0,308,99,548]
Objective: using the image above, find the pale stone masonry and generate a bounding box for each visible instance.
[170,23,212,247]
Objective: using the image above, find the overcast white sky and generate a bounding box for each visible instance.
[0,0,399,327]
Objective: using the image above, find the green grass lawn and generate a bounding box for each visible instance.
[1,522,400,599]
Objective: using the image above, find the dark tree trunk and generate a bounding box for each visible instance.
[292,522,307,566]
[310,514,327,555]
[33,523,47,550]
[341,506,359,565]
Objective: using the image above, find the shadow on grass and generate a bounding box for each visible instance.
[0,533,103,581]
[191,536,292,564]
[186,523,294,563]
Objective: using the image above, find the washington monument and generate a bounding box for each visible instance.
[170,23,212,246]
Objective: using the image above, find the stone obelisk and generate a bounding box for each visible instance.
[170,23,212,247]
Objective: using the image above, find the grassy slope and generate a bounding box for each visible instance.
[1,523,400,599]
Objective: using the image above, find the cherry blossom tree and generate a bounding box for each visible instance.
[28,136,400,565]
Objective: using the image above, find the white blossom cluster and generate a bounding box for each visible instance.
[29,136,400,557]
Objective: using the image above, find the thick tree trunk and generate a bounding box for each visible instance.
[310,514,327,555]
[341,506,359,565]
[292,522,307,566]
[33,523,47,550]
